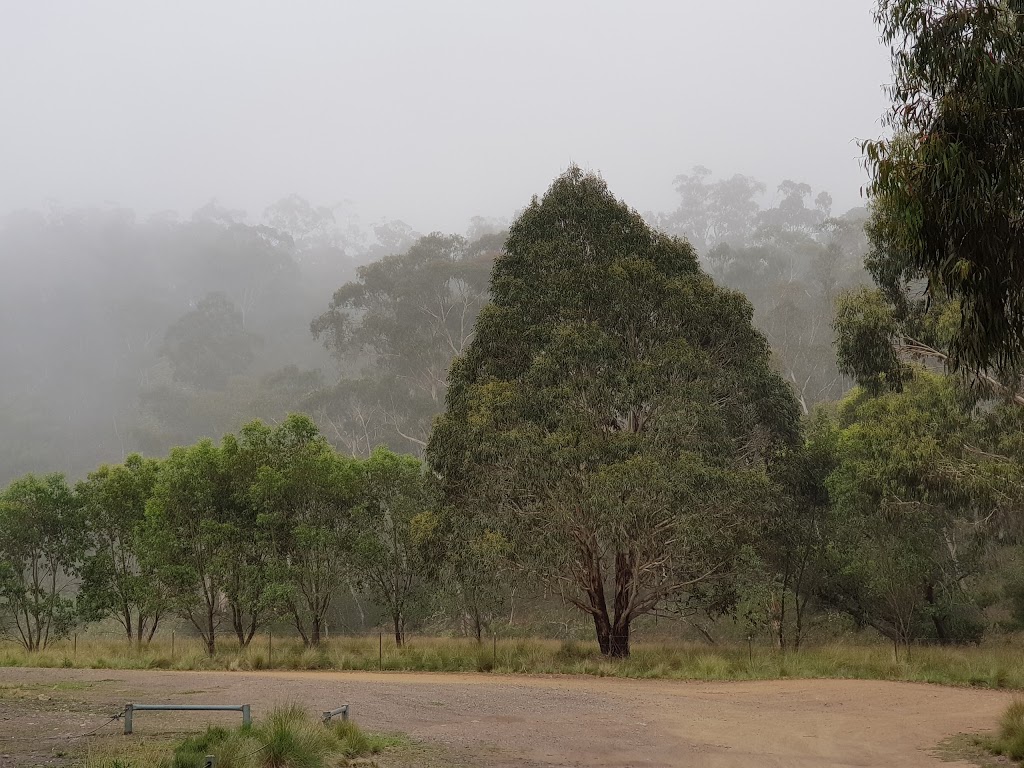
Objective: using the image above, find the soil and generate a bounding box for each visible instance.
[0,667,1012,767]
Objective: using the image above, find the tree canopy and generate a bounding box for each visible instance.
[428,168,803,657]
[864,0,1024,373]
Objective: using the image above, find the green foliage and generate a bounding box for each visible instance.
[77,454,167,645]
[248,415,361,647]
[864,0,1024,373]
[0,473,85,650]
[144,439,234,655]
[819,371,1023,645]
[353,448,439,645]
[429,167,802,657]
[833,287,909,395]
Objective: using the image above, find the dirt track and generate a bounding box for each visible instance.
[0,667,1012,767]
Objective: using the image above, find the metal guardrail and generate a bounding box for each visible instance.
[123,703,251,734]
[321,705,350,723]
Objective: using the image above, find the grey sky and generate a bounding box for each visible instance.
[1,1,890,233]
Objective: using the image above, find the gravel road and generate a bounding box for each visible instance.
[0,667,1011,767]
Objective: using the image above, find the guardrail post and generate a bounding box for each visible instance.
[242,704,251,727]
[321,705,349,724]
[124,703,134,735]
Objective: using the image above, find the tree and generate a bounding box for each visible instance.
[312,233,496,455]
[819,372,1019,645]
[77,454,168,645]
[0,474,85,651]
[863,0,1024,373]
[161,292,256,389]
[251,415,360,646]
[353,449,439,646]
[657,166,765,252]
[428,168,802,658]
[218,425,283,647]
[440,512,512,643]
[145,440,233,655]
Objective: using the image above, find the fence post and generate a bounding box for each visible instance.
[268,630,272,668]
[379,632,382,670]
[123,703,134,735]
[73,633,77,658]
[171,631,175,662]
[492,634,496,668]
[242,704,251,727]
[204,756,217,768]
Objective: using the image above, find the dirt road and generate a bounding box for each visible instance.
[0,667,1011,767]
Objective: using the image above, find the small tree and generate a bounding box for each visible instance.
[252,415,360,647]
[77,454,168,645]
[428,169,802,657]
[0,474,85,651]
[820,372,1007,644]
[145,441,232,655]
[354,448,439,646]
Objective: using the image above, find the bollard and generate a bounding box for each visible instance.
[242,704,251,727]
[203,756,216,768]
[123,703,134,735]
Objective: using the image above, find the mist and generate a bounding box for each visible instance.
[2,1,889,230]
[0,1,890,483]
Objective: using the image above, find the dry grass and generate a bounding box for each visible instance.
[6,631,1024,690]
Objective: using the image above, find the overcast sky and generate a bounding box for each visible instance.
[1,1,891,233]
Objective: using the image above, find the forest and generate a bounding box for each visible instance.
[5,0,1024,663]
[1,163,1018,661]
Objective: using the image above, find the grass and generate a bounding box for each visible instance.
[83,706,405,768]
[969,699,1024,764]
[8,631,1024,690]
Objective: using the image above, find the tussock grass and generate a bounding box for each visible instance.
[16,630,1024,689]
[83,706,400,768]
[978,699,1024,762]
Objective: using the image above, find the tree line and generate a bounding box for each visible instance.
[0,415,441,653]
[6,168,1024,660]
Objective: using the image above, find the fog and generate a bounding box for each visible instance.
[0,1,888,484]
[2,1,889,230]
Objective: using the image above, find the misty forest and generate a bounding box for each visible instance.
[6,0,1024,668]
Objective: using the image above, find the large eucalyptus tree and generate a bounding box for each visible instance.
[428,168,802,657]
